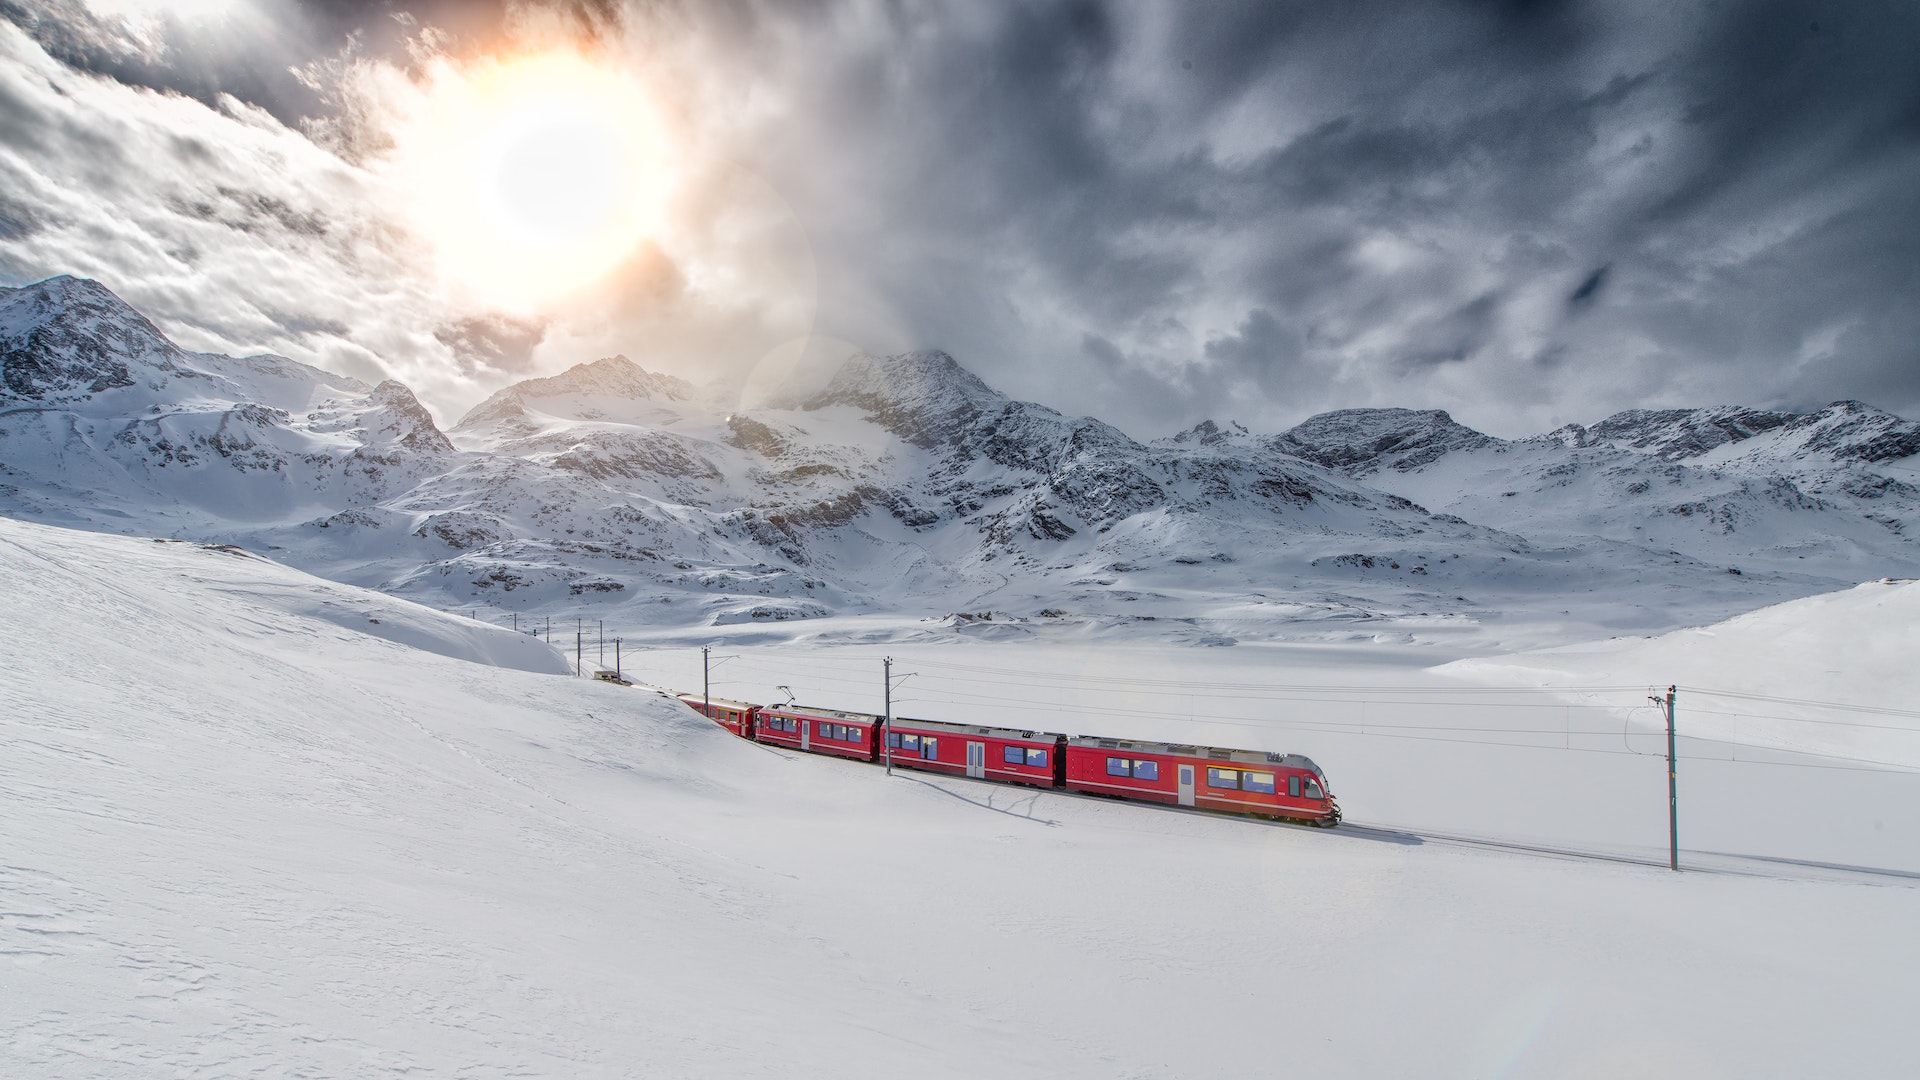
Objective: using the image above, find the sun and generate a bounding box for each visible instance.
[389,52,671,311]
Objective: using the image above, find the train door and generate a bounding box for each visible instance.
[1177,764,1196,807]
[801,720,812,751]
[966,741,986,779]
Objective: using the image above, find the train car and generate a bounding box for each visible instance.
[677,693,760,740]
[755,704,882,762]
[880,716,1067,788]
[1064,737,1340,826]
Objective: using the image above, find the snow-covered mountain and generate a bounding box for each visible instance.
[1,276,451,528]
[3,275,1916,649]
[1263,400,1920,586]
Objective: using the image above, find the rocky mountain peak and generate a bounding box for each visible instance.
[452,354,695,433]
[1164,419,1252,448]
[1585,406,1796,460]
[1542,422,1591,449]
[804,350,1011,447]
[1,275,183,402]
[366,380,456,456]
[546,355,695,401]
[1270,408,1498,475]
[1790,400,1920,463]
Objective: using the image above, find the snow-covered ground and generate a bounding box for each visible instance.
[4,516,1917,1078]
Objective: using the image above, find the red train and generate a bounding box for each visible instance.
[677,693,1341,826]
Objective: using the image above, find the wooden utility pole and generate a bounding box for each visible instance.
[884,656,894,776]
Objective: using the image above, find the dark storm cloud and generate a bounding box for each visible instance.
[1,0,329,125]
[1568,265,1609,307]
[435,314,548,377]
[695,0,1920,436]
[1203,309,1300,380]
[0,1,620,128]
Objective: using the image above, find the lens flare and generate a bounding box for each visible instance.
[388,51,671,311]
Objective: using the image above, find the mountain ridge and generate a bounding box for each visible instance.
[2,275,1915,650]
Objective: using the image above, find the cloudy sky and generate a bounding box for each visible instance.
[1,0,1916,438]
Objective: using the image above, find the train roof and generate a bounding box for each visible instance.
[761,703,884,725]
[1066,735,1325,774]
[882,714,1067,744]
[676,692,758,712]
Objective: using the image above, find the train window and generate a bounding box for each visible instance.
[1106,757,1129,776]
[922,738,938,759]
[1134,760,1159,781]
[1026,748,1049,768]
[1288,775,1302,798]
[887,731,901,748]
[1004,746,1023,765]
[1243,771,1276,794]
[902,734,920,753]
[1305,778,1324,799]
[1206,767,1240,789]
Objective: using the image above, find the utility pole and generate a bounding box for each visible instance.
[1650,685,1679,871]
[614,638,622,682]
[544,615,550,642]
[512,613,517,632]
[703,646,711,717]
[576,630,583,676]
[598,620,604,665]
[884,656,894,776]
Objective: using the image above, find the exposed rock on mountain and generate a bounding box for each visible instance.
[1269,408,1498,475]
[1582,406,1796,459]
[1,276,179,401]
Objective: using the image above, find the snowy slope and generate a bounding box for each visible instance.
[1441,577,1920,767]
[5,516,1919,1078]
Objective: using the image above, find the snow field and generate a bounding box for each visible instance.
[4,517,1918,1078]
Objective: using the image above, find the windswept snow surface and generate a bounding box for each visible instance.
[4,517,1918,1078]
[1442,578,1920,767]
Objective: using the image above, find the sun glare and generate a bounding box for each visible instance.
[392,53,671,311]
